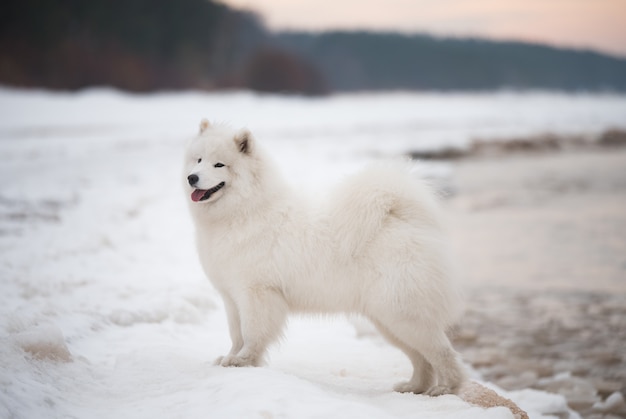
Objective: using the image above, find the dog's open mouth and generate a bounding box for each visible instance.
[191,182,225,202]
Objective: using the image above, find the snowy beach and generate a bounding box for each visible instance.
[1,88,625,418]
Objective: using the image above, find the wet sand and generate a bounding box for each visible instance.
[445,148,626,418]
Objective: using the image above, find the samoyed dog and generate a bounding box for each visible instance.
[184,120,467,396]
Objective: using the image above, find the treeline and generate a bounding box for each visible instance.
[0,0,326,93]
[275,31,626,92]
[1,0,626,93]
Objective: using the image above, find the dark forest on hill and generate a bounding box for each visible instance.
[1,0,626,94]
[275,31,626,92]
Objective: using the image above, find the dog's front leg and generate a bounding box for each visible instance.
[219,286,287,367]
[215,294,244,365]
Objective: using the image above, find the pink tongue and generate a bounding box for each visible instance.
[191,189,207,202]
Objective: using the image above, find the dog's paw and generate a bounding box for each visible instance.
[424,385,456,396]
[218,354,256,367]
[393,381,428,394]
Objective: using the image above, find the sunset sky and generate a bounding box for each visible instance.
[222,0,626,57]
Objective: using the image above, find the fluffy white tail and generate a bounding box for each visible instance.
[327,161,444,259]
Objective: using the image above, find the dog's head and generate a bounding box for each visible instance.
[184,119,255,205]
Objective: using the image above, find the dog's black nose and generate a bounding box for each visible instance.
[187,174,199,186]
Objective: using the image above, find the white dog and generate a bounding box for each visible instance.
[184,120,466,396]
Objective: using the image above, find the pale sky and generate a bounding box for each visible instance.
[222,0,626,57]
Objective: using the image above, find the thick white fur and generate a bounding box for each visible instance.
[184,121,467,396]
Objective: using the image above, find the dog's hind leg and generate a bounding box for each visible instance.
[369,318,435,394]
[219,286,288,368]
[373,317,466,395]
[416,331,466,396]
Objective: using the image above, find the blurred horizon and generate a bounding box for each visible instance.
[1,0,626,94]
[223,0,626,59]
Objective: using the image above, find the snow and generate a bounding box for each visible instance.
[2,87,624,418]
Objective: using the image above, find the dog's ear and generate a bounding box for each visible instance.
[199,118,210,134]
[234,129,253,155]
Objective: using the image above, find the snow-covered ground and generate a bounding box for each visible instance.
[1,88,625,418]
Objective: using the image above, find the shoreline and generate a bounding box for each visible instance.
[407,128,626,161]
[444,146,626,417]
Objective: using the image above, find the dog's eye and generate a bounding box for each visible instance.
[214,162,225,168]
[197,158,202,164]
